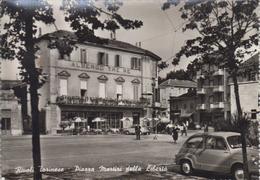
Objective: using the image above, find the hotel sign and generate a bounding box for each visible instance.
[72,62,131,74]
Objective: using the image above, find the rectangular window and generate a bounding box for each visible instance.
[80,80,87,97]
[99,82,106,98]
[133,85,139,100]
[115,55,121,67]
[1,118,11,130]
[251,109,256,119]
[98,52,108,66]
[80,49,87,63]
[116,84,123,99]
[59,79,68,96]
[131,57,141,70]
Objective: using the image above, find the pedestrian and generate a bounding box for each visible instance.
[179,123,184,136]
[172,125,180,144]
[135,124,141,140]
[182,121,187,136]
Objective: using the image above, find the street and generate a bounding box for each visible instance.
[2,131,229,179]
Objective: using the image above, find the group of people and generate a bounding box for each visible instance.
[171,121,189,143]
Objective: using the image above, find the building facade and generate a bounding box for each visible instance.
[169,89,198,126]
[229,53,259,120]
[159,79,197,118]
[196,65,230,126]
[196,53,259,126]
[36,30,161,134]
[0,80,23,135]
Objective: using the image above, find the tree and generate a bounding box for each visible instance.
[1,0,142,179]
[163,0,258,179]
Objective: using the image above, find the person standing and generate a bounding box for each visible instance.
[135,125,141,140]
[172,124,180,143]
[182,121,188,136]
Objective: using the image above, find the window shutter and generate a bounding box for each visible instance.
[131,58,134,69]
[138,58,141,70]
[119,55,122,67]
[105,53,109,66]
[60,79,68,96]
[97,52,101,65]
[99,82,106,98]
[80,80,87,90]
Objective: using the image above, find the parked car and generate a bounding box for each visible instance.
[122,127,136,135]
[175,132,258,180]
[140,127,151,135]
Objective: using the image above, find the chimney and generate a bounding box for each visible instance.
[110,31,116,40]
[138,42,141,47]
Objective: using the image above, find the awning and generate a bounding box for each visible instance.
[180,113,193,118]
[92,117,107,122]
[74,117,82,122]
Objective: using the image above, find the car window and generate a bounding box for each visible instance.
[227,135,252,149]
[205,136,227,150]
[185,136,203,149]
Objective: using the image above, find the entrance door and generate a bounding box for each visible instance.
[1,118,11,135]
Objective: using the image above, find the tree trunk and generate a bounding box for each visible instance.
[232,74,250,180]
[25,12,42,180]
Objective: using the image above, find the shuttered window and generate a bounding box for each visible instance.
[59,79,68,96]
[99,82,106,98]
[133,85,139,100]
[98,52,109,66]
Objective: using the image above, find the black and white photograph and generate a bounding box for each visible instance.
[0,0,259,179]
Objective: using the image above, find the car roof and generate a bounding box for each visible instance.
[191,131,240,138]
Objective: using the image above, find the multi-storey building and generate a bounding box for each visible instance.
[196,65,230,125]
[36,30,161,134]
[159,79,196,118]
[196,53,259,126]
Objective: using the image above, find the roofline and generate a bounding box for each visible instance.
[37,30,161,61]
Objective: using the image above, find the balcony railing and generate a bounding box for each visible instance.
[197,88,206,94]
[210,102,224,109]
[197,104,206,110]
[213,85,224,92]
[56,95,150,107]
[213,69,224,76]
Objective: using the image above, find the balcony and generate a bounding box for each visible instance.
[213,69,224,76]
[56,96,150,108]
[197,88,206,94]
[210,102,224,109]
[213,85,224,92]
[197,104,206,110]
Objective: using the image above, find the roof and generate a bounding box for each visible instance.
[38,30,161,61]
[191,132,240,138]
[159,79,197,88]
[238,53,259,72]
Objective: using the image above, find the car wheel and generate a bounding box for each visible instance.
[232,165,244,180]
[180,160,193,175]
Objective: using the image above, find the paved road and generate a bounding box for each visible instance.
[2,131,230,179]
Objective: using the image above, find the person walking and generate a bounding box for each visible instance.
[172,124,180,144]
[135,124,141,140]
[182,121,188,136]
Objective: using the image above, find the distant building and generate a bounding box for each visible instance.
[0,80,22,135]
[229,53,259,120]
[35,30,161,134]
[196,53,259,127]
[169,89,198,126]
[159,79,196,118]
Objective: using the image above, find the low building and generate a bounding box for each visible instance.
[169,88,198,127]
[159,79,196,118]
[0,80,22,135]
[35,30,161,134]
